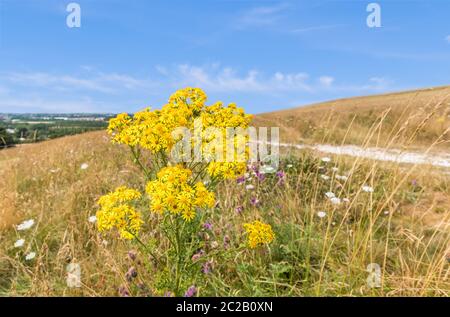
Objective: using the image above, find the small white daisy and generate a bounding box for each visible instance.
[320,175,330,181]
[384,210,390,215]
[88,215,97,223]
[287,164,293,168]
[330,197,341,205]
[362,185,374,193]
[325,192,336,199]
[321,157,331,163]
[25,252,36,261]
[332,167,339,172]
[245,184,255,190]
[17,219,35,231]
[80,163,89,170]
[14,239,25,248]
[336,175,348,181]
[317,211,327,218]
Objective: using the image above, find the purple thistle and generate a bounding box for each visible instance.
[276,170,286,185]
[125,267,138,282]
[235,206,244,214]
[127,250,137,261]
[118,285,130,297]
[223,235,231,249]
[250,197,260,207]
[201,260,214,274]
[236,176,245,184]
[255,171,266,182]
[203,222,213,230]
[191,249,205,262]
[184,285,197,297]
[276,170,285,179]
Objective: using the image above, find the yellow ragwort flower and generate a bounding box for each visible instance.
[96,186,143,240]
[146,165,215,222]
[243,220,275,249]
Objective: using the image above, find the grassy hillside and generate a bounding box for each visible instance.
[0,130,449,296]
[254,86,450,150]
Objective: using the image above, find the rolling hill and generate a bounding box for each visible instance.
[253,86,450,150]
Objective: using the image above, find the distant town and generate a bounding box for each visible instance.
[0,113,117,148]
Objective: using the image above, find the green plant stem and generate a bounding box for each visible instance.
[129,146,151,179]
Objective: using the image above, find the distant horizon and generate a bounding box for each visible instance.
[1,83,448,115]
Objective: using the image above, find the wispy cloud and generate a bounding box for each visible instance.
[318,76,334,87]
[446,35,450,43]
[291,24,344,34]
[1,71,153,94]
[235,3,289,29]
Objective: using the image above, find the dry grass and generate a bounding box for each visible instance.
[253,85,450,150]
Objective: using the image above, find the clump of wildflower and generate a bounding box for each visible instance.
[184,285,197,297]
[14,239,25,248]
[202,259,214,274]
[125,267,138,282]
[276,170,286,185]
[146,165,215,222]
[127,250,137,261]
[17,219,35,231]
[250,197,260,207]
[243,220,275,249]
[191,249,205,262]
[96,186,143,240]
[25,252,36,261]
[118,285,130,297]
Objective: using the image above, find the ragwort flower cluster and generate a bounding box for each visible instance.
[243,220,275,249]
[145,165,215,221]
[97,186,143,239]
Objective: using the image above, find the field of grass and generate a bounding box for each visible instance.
[253,86,450,151]
[0,88,449,297]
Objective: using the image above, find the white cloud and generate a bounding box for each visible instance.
[158,63,392,95]
[446,35,450,43]
[318,76,335,87]
[164,64,316,93]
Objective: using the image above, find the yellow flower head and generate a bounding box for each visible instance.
[243,220,275,249]
[96,186,143,240]
[146,165,215,222]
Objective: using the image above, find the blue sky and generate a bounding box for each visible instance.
[0,0,449,114]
